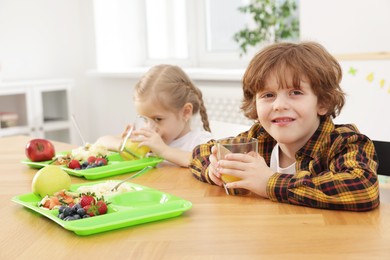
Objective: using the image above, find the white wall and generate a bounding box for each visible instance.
[300,0,390,54]
[336,60,390,141]
[0,0,94,145]
[86,77,138,142]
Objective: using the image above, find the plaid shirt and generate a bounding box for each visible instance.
[190,116,380,211]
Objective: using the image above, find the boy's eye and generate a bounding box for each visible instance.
[259,92,275,99]
[153,117,163,122]
[290,90,303,95]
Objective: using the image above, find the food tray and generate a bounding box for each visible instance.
[11,181,192,236]
[21,152,163,179]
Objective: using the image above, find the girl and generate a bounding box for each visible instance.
[96,64,213,167]
[190,42,379,211]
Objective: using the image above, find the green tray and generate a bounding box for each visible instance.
[21,152,163,180]
[11,181,192,236]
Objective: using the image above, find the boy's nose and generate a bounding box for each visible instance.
[273,95,289,111]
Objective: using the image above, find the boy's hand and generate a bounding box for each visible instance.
[218,152,274,198]
[207,145,224,186]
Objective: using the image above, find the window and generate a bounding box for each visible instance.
[195,0,251,68]
[204,0,249,52]
[143,0,250,68]
[93,0,299,70]
[145,0,188,60]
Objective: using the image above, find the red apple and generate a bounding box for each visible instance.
[25,139,56,162]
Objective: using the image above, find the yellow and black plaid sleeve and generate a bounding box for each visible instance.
[189,139,216,184]
[267,129,379,212]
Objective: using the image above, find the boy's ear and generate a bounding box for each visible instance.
[317,103,328,116]
[182,103,193,120]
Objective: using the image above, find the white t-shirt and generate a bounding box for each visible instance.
[270,143,296,175]
[169,129,213,151]
[156,129,213,167]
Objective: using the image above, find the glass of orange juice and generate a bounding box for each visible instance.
[217,137,258,195]
[119,115,156,160]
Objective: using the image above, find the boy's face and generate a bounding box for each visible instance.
[255,72,327,151]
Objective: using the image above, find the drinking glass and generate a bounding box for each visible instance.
[217,137,258,195]
[119,115,156,160]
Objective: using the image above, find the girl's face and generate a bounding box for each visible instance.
[256,72,327,152]
[135,97,191,145]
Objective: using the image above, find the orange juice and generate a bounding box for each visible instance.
[221,174,241,183]
[217,137,258,187]
[119,115,156,160]
[119,140,150,160]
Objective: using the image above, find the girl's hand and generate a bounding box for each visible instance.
[207,145,224,186]
[217,152,274,198]
[132,128,168,157]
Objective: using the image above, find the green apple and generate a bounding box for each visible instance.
[32,165,71,197]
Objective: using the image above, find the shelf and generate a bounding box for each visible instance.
[44,129,71,143]
[0,126,30,137]
[0,79,73,142]
[42,120,71,131]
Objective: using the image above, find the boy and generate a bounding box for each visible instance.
[190,42,379,211]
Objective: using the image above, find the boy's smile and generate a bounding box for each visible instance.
[271,117,296,126]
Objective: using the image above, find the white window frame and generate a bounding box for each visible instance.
[144,0,252,68]
[93,0,263,70]
[192,0,253,68]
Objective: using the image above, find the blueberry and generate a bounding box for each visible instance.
[71,204,80,214]
[66,216,75,221]
[82,161,89,167]
[58,205,66,213]
[77,208,86,216]
[63,207,72,217]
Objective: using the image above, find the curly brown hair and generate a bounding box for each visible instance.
[241,41,345,120]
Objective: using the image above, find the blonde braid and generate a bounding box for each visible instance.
[199,101,211,132]
[193,87,211,132]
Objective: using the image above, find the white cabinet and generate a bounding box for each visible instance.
[0,79,73,143]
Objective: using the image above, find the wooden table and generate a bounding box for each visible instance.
[1,136,390,259]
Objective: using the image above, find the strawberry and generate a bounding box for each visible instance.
[95,200,108,215]
[82,198,109,216]
[80,194,96,208]
[87,156,97,164]
[68,159,81,169]
[95,157,107,166]
[83,205,96,217]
